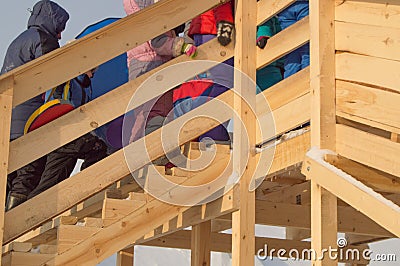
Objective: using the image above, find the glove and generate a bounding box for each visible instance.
[256,36,269,49]
[181,43,198,58]
[217,21,234,46]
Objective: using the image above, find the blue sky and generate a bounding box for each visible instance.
[0,1,126,63]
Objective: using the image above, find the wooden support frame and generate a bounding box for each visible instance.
[4,92,233,244]
[191,221,211,266]
[309,0,338,264]
[232,0,257,265]
[140,230,369,264]
[303,150,400,237]
[42,187,238,265]
[117,247,134,266]
[0,77,14,266]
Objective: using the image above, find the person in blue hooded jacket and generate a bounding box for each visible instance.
[1,0,69,210]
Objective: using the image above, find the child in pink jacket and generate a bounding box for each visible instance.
[123,0,197,143]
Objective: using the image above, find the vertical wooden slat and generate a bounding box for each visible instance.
[0,76,14,265]
[232,0,257,265]
[117,247,134,266]
[310,0,337,264]
[191,221,211,266]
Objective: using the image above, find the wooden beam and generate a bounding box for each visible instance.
[8,38,233,173]
[232,0,257,265]
[335,21,400,62]
[336,53,400,94]
[325,155,400,194]
[303,150,400,237]
[43,187,238,265]
[257,16,309,70]
[335,0,400,29]
[0,0,221,106]
[336,124,400,177]
[191,221,211,266]
[336,80,400,131]
[0,77,13,266]
[2,252,54,266]
[117,247,134,266]
[4,93,233,244]
[257,0,296,25]
[310,0,337,263]
[141,231,369,264]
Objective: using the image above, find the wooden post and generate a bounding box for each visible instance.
[310,0,337,264]
[191,221,211,266]
[117,247,134,266]
[232,0,257,265]
[0,76,14,266]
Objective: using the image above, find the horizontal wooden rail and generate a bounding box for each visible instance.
[335,0,400,29]
[336,52,400,93]
[336,124,400,177]
[4,90,234,244]
[257,16,309,69]
[9,39,234,173]
[302,148,400,237]
[257,0,296,25]
[0,0,221,106]
[335,21,400,62]
[336,80,400,130]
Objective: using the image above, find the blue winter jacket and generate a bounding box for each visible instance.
[1,0,69,140]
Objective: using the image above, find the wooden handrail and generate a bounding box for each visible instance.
[0,0,221,107]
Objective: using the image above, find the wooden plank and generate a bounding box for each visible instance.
[8,38,234,173]
[43,187,238,265]
[336,124,400,177]
[57,225,101,254]
[325,154,400,194]
[303,150,400,237]
[258,92,310,143]
[0,78,13,266]
[257,0,296,25]
[117,247,134,266]
[232,0,257,265]
[392,133,400,143]
[83,218,103,228]
[257,16,309,70]
[191,221,211,266]
[337,111,400,135]
[335,21,400,62]
[1,252,54,266]
[336,53,400,93]
[0,0,221,105]
[311,181,338,265]
[38,244,58,255]
[258,67,309,112]
[2,242,32,254]
[4,92,233,244]
[141,231,369,264]
[266,131,310,175]
[336,80,400,130]
[102,198,145,227]
[335,0,400,28]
